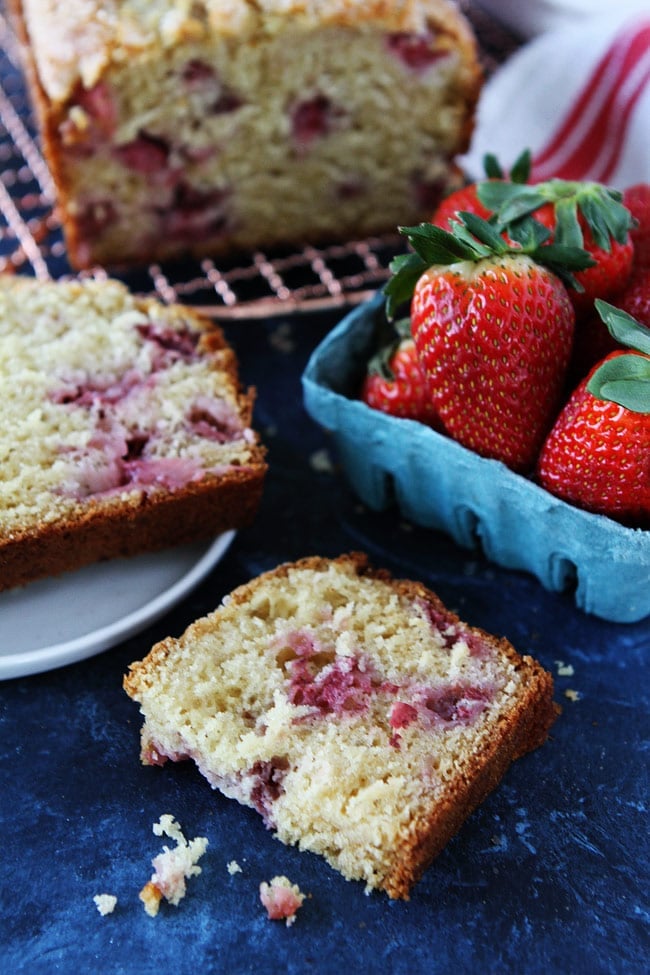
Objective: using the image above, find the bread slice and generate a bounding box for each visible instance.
[0,275,266,590]
[124,553,558,899]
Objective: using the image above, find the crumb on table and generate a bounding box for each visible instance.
[139,814,208,917]
[93,893,117,916]
[259,875,306,927]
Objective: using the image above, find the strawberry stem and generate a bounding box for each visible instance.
[478,178,633,251]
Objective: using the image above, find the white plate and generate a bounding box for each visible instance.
[0,531,235,680]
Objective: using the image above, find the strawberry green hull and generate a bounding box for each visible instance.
[302,293,650,623]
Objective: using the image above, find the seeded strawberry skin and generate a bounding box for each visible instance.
[537,353,650,525]
[431,184,491,229]
[361,339,440,426]
[532,202,634,313]
[623,183,650,271]
[617,268,650,329]
[410,254,575,472]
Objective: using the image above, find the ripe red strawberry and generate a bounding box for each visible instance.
[385,214,591,472]
[569,267,650,387]
[623,183,650,271]
[432,184,491,230]
[478,178,635,315]
[565,307,621,389]
[431,150,530,230]
[533,203,634,314]
[537,301,650,525]
[616,267,650,328]
[360,318,440,426]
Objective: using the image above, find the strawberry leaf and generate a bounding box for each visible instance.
[366,315,413,379]
[482,148,531,183]
[594,300,650,354]
[399,222,484,263]
[485,178,633,250]
[509,148,532,184]
[536,243,596,271]
[456,211,509,253]
[587,352,650,413]
[483,153,504,179]
[554,198,583,249]
[507,216,551,249]
[477,182,546,219]
[384,252,427,318]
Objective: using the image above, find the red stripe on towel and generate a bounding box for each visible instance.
[530,21,650,183]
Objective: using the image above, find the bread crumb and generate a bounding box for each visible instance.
[227,859,242,875]
[139,815,208,917]
[564,688,580,702]
[93,893,117,916]
[555,660,575,677]
[259,875,305,926]
[139,881,163,917]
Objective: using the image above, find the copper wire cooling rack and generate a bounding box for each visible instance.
[0,3,517,320]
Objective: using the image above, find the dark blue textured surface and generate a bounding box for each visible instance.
[1,311,649,975]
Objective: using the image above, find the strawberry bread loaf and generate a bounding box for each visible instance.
[9,0,481,269]
[124,553,557,899]
[0,274,266,590]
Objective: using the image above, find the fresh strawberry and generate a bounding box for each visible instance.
[565,307,621,390]
[562,265,650,391]
[385,214,592,472]
[360,317,440,426]
[478,177,635,314]
[537,301,650,525]
[432,184,491,230]
[534,204,633,314]
[616,267,650,328]
[623,183,650,271]
[431,150,530,230]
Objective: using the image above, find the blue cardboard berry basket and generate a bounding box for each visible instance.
[302,292,650,623]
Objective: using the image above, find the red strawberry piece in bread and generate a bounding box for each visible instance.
[623,183,650,271]
[478,177,635,315]
[537,301,650,526]
[384,213,592,472]
[360,316,440,427]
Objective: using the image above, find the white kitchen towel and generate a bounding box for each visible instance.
[462,10,650,189]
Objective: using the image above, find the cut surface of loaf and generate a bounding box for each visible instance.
[10,0,481,268]
[0,275,266,590]
[124,553,558,899]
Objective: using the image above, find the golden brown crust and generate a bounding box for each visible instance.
[332,559,558,899]
[382,659,558,898]
[11,1,480,104]
[0,460,266,592]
